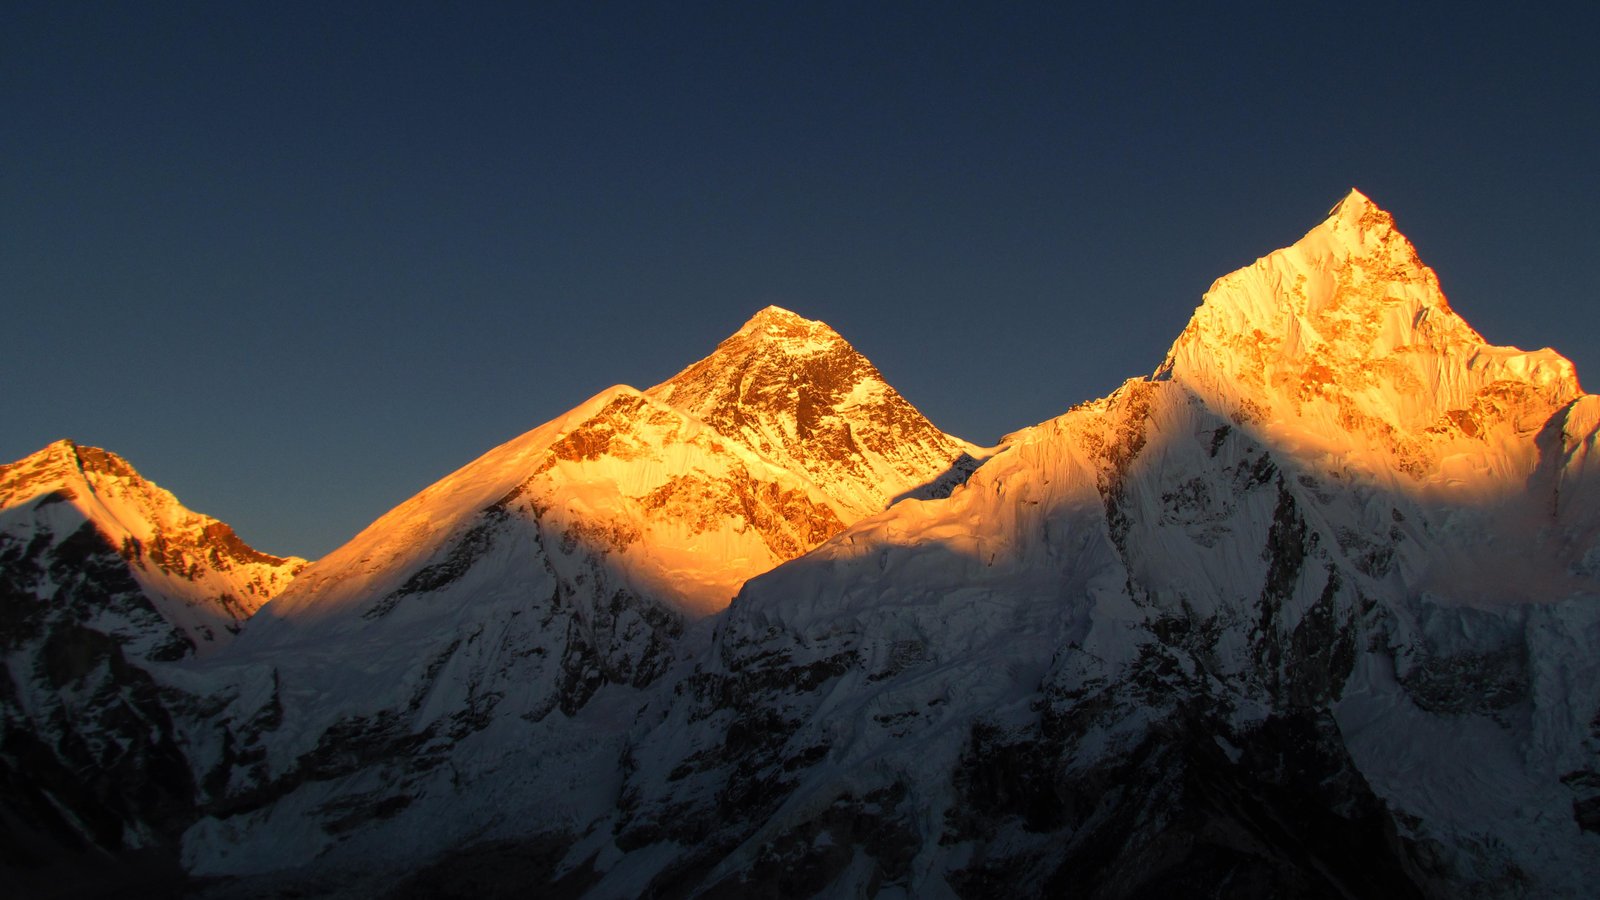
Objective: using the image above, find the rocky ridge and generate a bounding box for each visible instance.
[0,440,304,655]
[648,305,982,515]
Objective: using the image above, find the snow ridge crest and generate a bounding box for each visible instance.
[1155,190,1579,450]
[0,437,306,655]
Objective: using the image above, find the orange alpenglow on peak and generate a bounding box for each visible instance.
[733,304,838,339]
[744,304,808,324]
[1328,186,1376,216]
[1151,188,1581,499]
[0,439,145,508]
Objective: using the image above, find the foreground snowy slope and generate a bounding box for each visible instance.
[0,441,303,890]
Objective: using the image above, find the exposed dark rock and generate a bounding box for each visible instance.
[1564,770,1600,833]
[944,710,1426,900]
[385,831,599,900]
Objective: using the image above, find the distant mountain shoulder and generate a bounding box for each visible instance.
[0,439,302,892]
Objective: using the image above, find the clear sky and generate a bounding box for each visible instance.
[4,2,1597,559]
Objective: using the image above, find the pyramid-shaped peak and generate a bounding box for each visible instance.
[1315,187,1410,252]
[1159,192,1446,376]
[1328,187,1376,217]
[735,305,841,341]
[646,307,856,395]
[745,304,808,325]
[16,437,81,467]
[643,305,974,510]
[0,439,140,502]
[1157,191,1579,437]
[650,306,863,406]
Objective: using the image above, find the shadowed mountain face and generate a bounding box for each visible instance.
[5,192,1599,897]
[0,441,304,889]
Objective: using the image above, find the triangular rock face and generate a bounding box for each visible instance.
[649,306,978,514]
[1159,189,1580,492]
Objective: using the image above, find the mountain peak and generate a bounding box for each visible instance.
[732,304,842,346]
[0,440,306,658]
[649,307,855,407]
[742,303,809,327]
[1315,187,1415,262]
[644,307,977,516]
[6,437,79,478]
[11,437,83,472]
[1157,192,1580,463]
[0,439,135,508]
[1328,186,1375,218]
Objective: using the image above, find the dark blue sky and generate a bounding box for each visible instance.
[5,2,1597,558]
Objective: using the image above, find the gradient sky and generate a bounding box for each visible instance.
[4,2,1597,558]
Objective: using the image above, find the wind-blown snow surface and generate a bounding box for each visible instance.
[7,193,1598,897]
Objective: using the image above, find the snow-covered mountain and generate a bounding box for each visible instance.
[168,307,980,877]
[0,440,303,892]
[259,305,978,627]
[5,191,1597,898]
[646,305,982,516]
[599,190,1600,896]
[0,440,304,657]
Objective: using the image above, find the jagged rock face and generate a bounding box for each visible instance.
[0,441,305,653]
[0,441,303,886]
[649,306,982,515]
[1157,190,1580,491]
